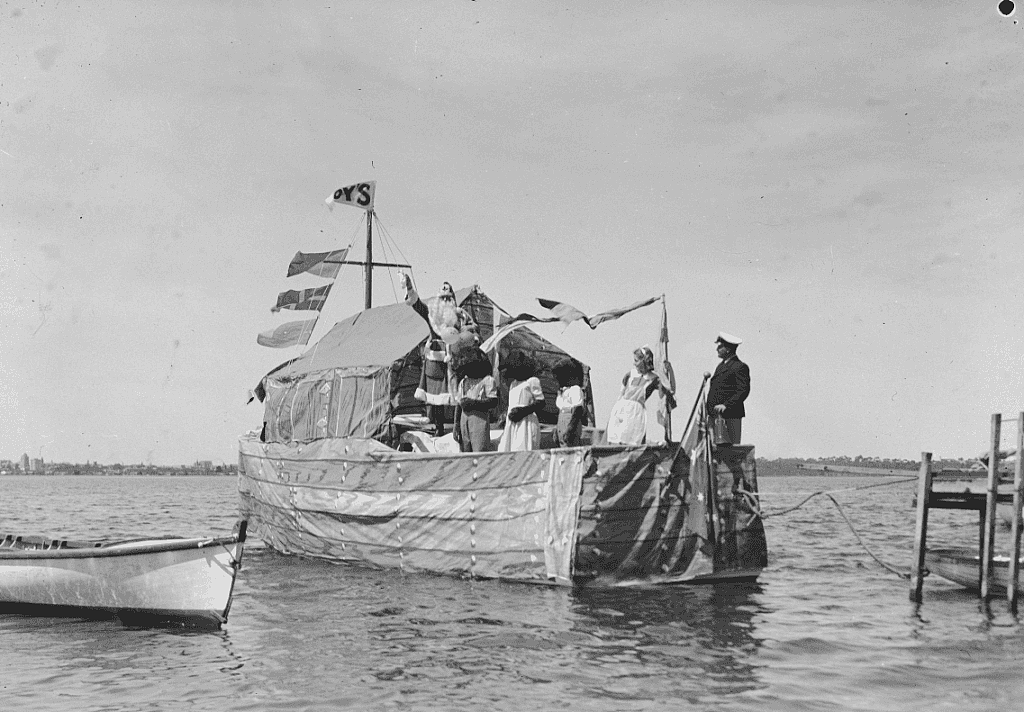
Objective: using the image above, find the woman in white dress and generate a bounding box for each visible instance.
[497,350,545,452]
[606,346,663,445]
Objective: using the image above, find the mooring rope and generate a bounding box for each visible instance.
[739,475,918,579]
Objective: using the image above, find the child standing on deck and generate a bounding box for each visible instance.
[497,350,545,452]
[452,348,498,452]
[552,358,586,447]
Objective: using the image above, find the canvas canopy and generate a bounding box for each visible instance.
[260,286,595,445]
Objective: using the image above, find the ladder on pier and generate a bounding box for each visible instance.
[910,412,1024,605]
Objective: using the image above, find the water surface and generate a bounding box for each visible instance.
[1,474,1021,711]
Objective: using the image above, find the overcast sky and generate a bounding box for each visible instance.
[3,1,1023,465]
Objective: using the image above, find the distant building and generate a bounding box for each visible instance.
[21,453,29,473]
[31,458,44,474]
[195,460,213,472]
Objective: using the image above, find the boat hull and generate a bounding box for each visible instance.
[0,529,246,626]
[926,547,1024,595]
[238,436,767,587]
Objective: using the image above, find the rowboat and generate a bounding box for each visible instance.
[925,546,1024,594]
[0,520,247,627]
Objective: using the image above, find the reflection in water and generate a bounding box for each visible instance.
[221,551,772,710]
[0,614,245,709]
[570,584,768,703]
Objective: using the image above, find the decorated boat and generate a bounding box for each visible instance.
[238,182,767,586]
[0,521,247,626]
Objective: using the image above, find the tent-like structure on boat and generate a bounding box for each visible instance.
[258,286,595,446]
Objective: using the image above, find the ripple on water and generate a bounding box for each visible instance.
[3,474,1024,711]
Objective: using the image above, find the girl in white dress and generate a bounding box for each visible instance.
[606,346,662,445]
[497,350,545,452]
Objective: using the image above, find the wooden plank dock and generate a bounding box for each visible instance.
[911,413,1024,607]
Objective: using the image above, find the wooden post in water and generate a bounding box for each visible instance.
[1009,413,1024,608]
[981,413,1001,599]
[910,451,933,602]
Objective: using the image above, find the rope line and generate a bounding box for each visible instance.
[823,493,910,579]
[740,475,916,580]
[756,475,918,516]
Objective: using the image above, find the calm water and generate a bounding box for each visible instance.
[2,473,1023,711]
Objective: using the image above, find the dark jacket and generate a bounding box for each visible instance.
[707,356,750,419]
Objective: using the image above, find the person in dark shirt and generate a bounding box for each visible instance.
[706,332,750,445]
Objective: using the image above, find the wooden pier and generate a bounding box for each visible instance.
[910,412,1024,605]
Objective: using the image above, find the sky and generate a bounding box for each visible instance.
[3,0,1024,466]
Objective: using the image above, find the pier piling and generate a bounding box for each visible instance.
[911,413,1024,606]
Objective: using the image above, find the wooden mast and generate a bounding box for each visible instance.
[335,208,412,310]
[364,210,373,310]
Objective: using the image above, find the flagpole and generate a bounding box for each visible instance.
[661,295,672,441]
[364,210,373,310]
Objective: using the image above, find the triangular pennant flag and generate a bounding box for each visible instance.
[272,283,333,313]
[536,298,589,326]
[586,295,660,328]
[535,295,660,329]
[325,181,375,211]
[257,318,318,348]
[286,249,348,278]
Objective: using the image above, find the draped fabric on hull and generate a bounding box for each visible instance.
[238,436,767,586]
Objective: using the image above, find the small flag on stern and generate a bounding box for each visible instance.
[286,248,349,278]
[257,318,318,348]
[272,283,333,313]
[325,181,375,211]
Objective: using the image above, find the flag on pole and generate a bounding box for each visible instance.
[286,248,349,278]
[257,318,318,348]
[325,181,375,211]
[652,297,676,440]
[271,284,333,313]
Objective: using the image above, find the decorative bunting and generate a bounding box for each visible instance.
[481,295,661,352]
[585,295,661,328]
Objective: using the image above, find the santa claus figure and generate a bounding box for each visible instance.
[402,273,480,436]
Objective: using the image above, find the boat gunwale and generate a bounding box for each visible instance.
[0,534,244,561]
[239,434,682,464]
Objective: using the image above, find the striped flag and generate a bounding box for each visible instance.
[286,248,349,278]
[257,318,318,348]
[272,284,333,313]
